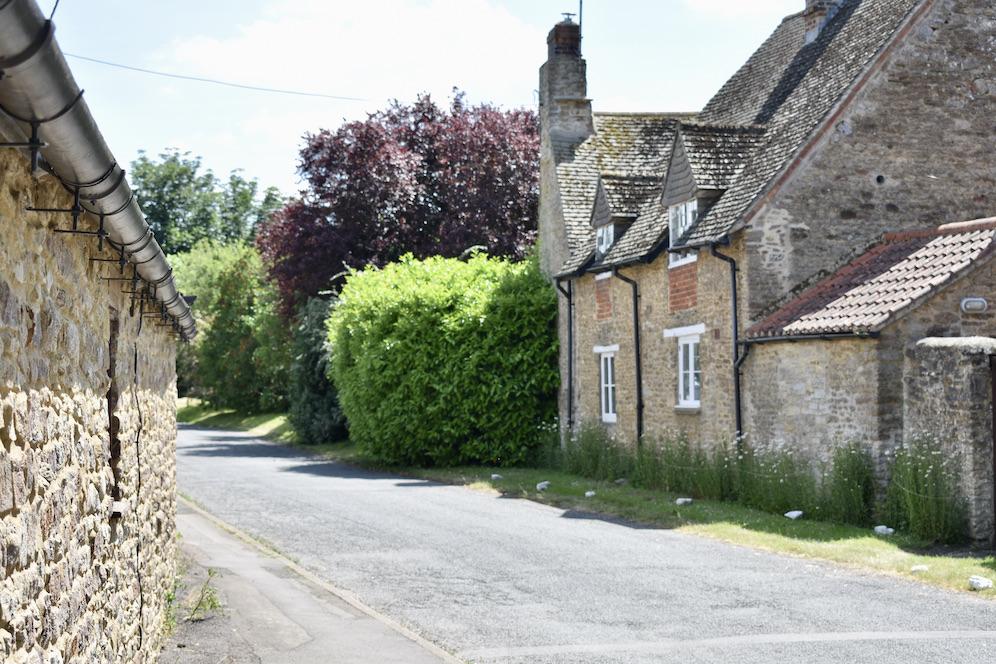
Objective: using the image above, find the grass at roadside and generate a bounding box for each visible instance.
[177,398,297,443]
[176,403,996,599]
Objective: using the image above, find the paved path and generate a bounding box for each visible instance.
[177,425,996,663]
[162,501,448,663]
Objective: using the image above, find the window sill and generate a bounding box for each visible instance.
[668,255,697,270]
[674,405,701,415]
[601,415,618,424]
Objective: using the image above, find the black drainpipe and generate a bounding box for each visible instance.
[709,243,744,448]
[554,278,574,433]
[613,268,643,444]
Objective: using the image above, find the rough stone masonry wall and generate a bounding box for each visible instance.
[743,257,995,469]
[877,257,996,449]
[0,149,177,663]
[903,337,995,543]
[567,237,746,448]
[745,0,996,321]
[743,339,881,462]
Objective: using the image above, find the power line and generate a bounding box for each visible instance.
[49,0,60,20]
[63,52,369,102]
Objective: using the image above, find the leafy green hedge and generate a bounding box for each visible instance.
[328,254,558,466]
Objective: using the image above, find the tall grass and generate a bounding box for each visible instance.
[885,437,968,543]
[556,425,965,542]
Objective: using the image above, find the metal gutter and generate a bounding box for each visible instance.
[0,0,195,339]
[744,331,879,344]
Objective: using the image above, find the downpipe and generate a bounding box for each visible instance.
[709,242,743,449]
[554,278,574,434]
[613,268,643,444]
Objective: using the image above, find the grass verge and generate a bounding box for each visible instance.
[176,404,996,599]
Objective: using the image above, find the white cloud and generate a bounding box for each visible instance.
[681,0,802,19]
[153,0,545,192]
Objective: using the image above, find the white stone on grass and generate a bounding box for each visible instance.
[675,498,693,506]
[536,481,551,492]
[873,525,895,536]
[490,474,503,481]
[784,510,804,520]
[614,478,628,486]
[969,576,993,591]
[584,490,596,498]
[910,565,929,573]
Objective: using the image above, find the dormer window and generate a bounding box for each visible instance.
[668,198,698,267]
[596,223,615,256]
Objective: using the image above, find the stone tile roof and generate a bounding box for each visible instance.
[746,219,996,338]
[601,175,660,216]
[684,0,922,245]
[555,113,688,275]
[555,0,924,274]
[680,124,767,192]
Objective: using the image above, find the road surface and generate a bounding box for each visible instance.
[177,425,996,663]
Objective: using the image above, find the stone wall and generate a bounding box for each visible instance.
[745,0,996,321]
[877,256,996,449]
[743,338,881,461]
[903,337,995,543]
[0,149,178,663]
[565,238,746,448]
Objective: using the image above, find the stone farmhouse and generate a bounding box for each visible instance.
[0,1,193,661]
[539,0,995,538]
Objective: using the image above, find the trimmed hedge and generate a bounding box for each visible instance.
[328,254,558,466]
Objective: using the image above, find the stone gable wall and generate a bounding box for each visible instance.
[744,0,996,322]
[0,150,177,663]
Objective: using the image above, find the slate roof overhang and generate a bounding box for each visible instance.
[745,218,996,339]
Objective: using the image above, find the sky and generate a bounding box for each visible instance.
[47,0,803,195]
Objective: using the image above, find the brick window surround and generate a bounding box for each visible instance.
[669,260,698,312]
[595,274,613,320]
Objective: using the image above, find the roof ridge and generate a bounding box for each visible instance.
[679,122,766,134]
[883,218,996,242]
[594,111,696,118]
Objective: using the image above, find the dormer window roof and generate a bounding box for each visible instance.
[589,175,659,259]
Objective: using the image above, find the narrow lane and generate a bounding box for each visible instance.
[177,425,996,664]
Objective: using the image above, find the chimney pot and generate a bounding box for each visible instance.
[547,19,581,59]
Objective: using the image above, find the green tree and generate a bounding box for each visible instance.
[173,241,290,411]
[131,149,285,254]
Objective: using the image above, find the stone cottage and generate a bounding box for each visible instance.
[539,0,995,537]
[0,1,194,661]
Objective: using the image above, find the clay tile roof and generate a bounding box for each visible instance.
[679,124,766,191]
[746,219,996,338]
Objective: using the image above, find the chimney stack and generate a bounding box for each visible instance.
[804,0,844,44]
[539,16,593,145]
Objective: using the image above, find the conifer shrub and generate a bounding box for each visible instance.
[327,254,558,466]
[289,297,347,444]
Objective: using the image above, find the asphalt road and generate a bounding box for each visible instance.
[177,425,996,663]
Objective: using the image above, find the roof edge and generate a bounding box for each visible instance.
[719,0,936,243]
